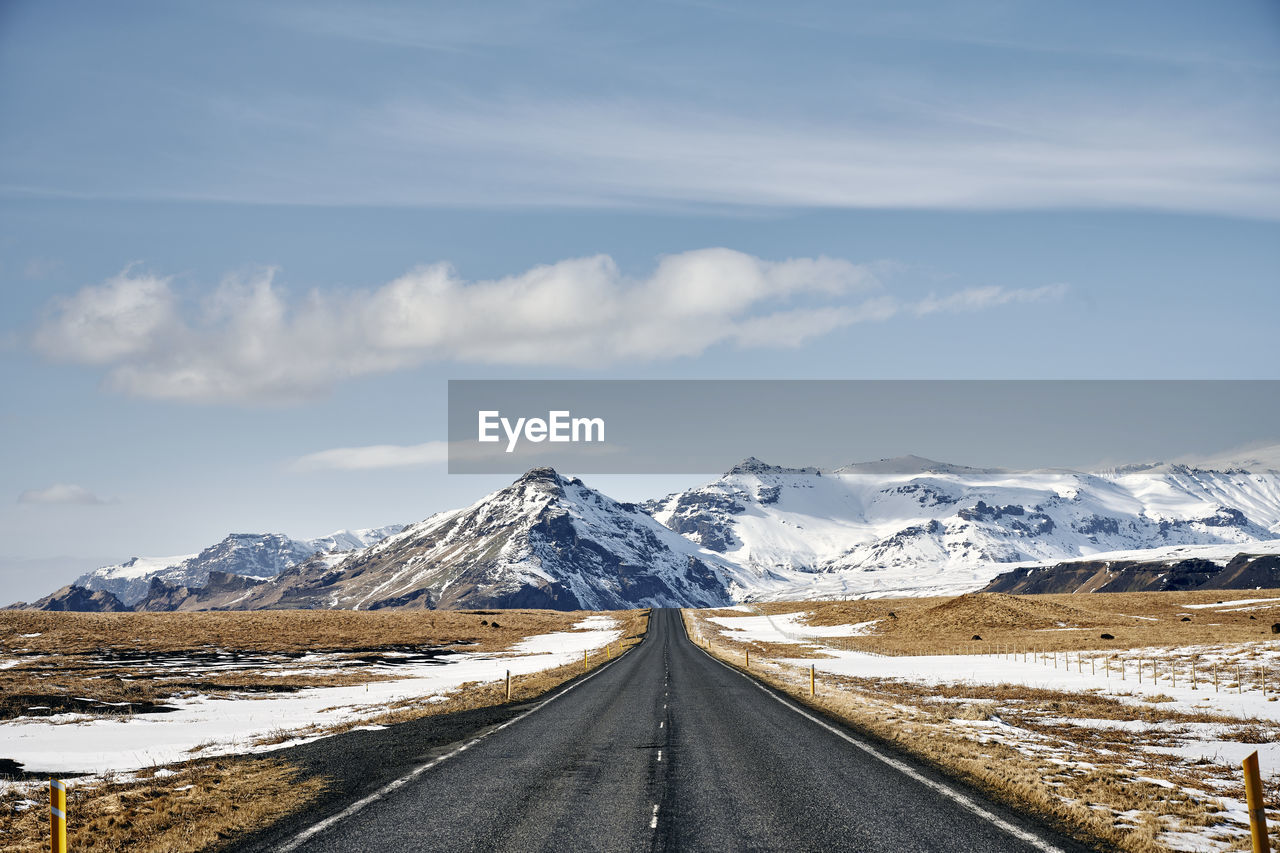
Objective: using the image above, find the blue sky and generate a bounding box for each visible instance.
[1,0,1278,602]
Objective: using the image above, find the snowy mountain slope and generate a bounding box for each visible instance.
[32,448,1280,612]
[73,526,404,606]
[648,453,1280,601]
[238,468,735,611]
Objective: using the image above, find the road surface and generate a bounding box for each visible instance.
[269,608,1086,852]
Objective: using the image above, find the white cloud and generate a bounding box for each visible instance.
[18,484,109,506]
[291,441,450,472]
[33,267,176,364]
[33,250,1067,404]
[913,283,1069,316]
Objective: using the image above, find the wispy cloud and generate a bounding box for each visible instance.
[32,251,1066,404]
[291,441,449,472]
[4,3,1278,218]
[12,93,1277,219]
[913,283,1069,316]
[18,484,109,506]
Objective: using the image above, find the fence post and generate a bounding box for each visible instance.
[50,779,66,853]
[1243,751,1270,853]
[745,649,749,668]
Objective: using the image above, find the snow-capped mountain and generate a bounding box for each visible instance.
[22,448,1280,613]
[73,527,404,606]
[647,454,1280,600]
[236,468,734,611]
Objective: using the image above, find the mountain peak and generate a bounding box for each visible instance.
[236,465,734,611]
[833,455,995,476]
[725,458,821,476]
[517,466,563,484]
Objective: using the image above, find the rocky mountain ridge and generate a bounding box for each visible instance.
[14,448,1280,612]
[71,527,404,606]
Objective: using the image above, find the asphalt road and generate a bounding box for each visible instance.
[265,608,1089,853]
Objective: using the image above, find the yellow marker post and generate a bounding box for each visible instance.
[505,669,511,701]
[745,649,749,668]
[1243,751,1270,853]
[50,779,66,853]
[584,649,588,671]
[606,644,611,660]
[809,664,815,697]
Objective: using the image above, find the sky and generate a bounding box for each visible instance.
[1,0,1278,602]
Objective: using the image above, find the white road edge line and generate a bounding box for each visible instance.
[274,644,631,852]
[695,637,1067,853]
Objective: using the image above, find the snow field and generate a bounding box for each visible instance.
[0,616,623,777]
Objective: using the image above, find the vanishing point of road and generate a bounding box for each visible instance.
[267,608,1088,853]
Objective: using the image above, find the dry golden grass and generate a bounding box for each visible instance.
[0,609,622,721]
[753,589,1280,655]
[0,759,325,853]
[0,608,587,656]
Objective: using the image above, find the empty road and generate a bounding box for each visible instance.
[271,608,1086,852]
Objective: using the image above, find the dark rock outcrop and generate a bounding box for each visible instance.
[9,584,129,612]
[983,553,1280,595]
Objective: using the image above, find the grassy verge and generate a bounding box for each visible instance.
[1,759,326,853]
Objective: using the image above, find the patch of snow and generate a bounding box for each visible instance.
[1185,598,1280,610]
[0,617,622,775]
